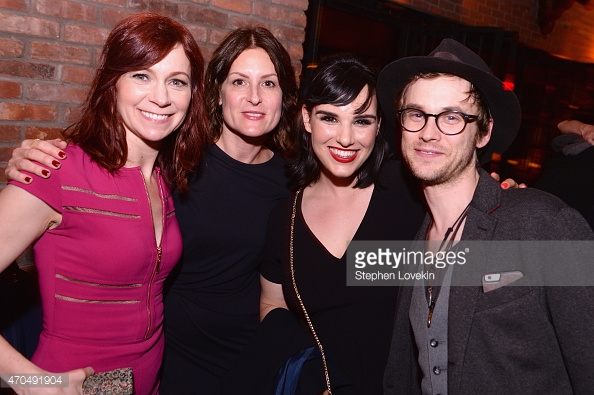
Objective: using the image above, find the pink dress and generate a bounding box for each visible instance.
[10,144,182,395]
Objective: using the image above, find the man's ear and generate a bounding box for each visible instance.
[302,105,312,134]
[476,118,493,149]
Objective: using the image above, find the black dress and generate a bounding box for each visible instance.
[161,144,290,394]
[260,160,425,394]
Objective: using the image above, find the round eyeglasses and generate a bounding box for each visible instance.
[397,108,479,136]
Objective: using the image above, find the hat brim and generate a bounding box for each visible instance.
[377,56,521,164]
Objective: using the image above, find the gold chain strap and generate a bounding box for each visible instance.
[290,189,332,394]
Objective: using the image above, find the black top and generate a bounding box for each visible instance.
[161,144,290,394]
[260,160,425,394]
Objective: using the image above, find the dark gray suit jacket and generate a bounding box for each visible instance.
[384,168,594,395]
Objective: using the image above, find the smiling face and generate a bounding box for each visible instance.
[116,45,191,147]
[400,75,491,186]
[303,85,379,186]
[218,47,283,141]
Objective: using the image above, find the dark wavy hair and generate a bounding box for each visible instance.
[204,26,298,156]
[64,12,208,192]
[289,55,388,190]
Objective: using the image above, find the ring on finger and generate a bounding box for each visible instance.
[31,138,40,149]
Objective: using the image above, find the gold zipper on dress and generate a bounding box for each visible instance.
[142,168,165,340]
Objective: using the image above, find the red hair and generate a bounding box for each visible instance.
[65,12,208,192]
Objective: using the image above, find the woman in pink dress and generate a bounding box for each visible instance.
[0,12,207,395]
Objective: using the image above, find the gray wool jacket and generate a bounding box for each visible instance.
[384,168,594,395]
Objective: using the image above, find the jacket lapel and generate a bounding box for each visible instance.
[447,169,501,393]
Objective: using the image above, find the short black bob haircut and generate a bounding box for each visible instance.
[289,55,389,190]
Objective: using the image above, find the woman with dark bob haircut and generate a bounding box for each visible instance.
[290,55,388,190]
[0,11,207,395]
[256,55,426,394]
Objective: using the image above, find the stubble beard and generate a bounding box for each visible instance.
[402,141,478,187]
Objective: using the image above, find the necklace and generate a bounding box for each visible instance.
[290,189,332,394]
[425,202,471,328]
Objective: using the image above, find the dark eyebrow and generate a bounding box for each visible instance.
[354,114,377,121]
[314,109,377,121]
[313,110,338,117]
[228,71,278,79]
[405,103,466,113]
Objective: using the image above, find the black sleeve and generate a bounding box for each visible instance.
[260,195,293,284]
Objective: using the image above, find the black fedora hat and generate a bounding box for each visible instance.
[377,38,521,163]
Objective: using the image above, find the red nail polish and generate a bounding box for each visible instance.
[52,160,60,168]
[58,151,66,158]
[25,177,32,183]
[501,182,508,189]
[42,170,50,177]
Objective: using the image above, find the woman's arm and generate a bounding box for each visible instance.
[5,139,68,184]
[0,186,92,394]
[0,185,60,267]
[0,336,92,395]
[259,275,289,321]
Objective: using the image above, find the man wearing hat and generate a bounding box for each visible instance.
[378,39,594,394]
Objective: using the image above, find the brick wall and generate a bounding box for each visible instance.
[3,0,592,187]
[0,0,308,188]
[390,0,594,64]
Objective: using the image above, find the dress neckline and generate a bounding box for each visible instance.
[295,187,376,260]
[210,143,276,167]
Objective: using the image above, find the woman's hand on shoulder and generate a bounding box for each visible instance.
[5,139,68,184]
[490,172,526,189]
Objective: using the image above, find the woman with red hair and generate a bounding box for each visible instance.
[0,12,207,394]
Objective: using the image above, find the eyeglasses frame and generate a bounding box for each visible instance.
[397,108,479,136]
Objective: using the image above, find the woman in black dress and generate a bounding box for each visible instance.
[158,26,298,394]
[258,56,425,394]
